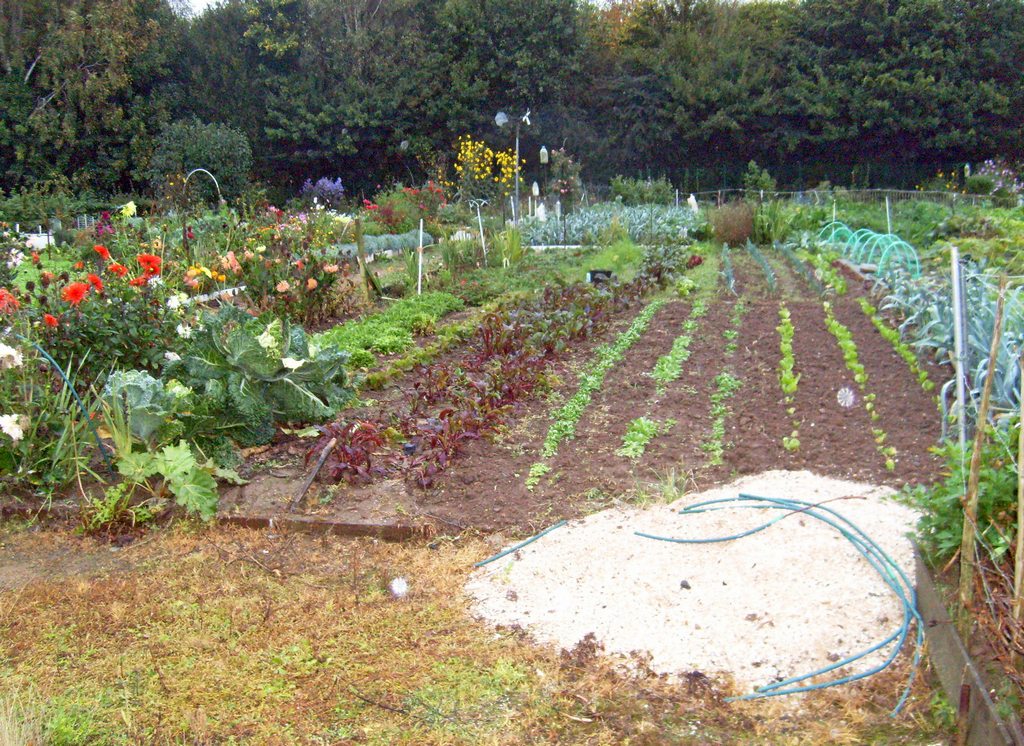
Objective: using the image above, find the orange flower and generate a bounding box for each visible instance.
[0,288,20,314]
[73,261,84,270]
[61,282,90,305]
[31,252,40,264]
[306,277,318,290]
[43,313,59,328]
[276,280,290,293]
[323,264,339,274]
[129,276,149,287]
[222,251,241,274]
[137,253,162,276]
[296,260,305,270]
[108,263,128,277]
[93,244,111,261]
[87,273,104,293]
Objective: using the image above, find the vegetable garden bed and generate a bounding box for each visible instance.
[220,246,943,536]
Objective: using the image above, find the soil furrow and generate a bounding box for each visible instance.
[784,300,894,484]
[640,300,738,481]
[416,299,666,530]
[766,251,814,301]
[830,297,942,486]
[717,299,794,479]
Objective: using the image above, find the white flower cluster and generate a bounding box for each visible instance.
[5,250,24,270]
[0,342,23,370]
[0,413,27,443]
[0,342,27,443]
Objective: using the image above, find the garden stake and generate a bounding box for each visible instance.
[1014,348,1024,669]
[950,247,968,451]
[958,274,1007,623]
[417,219,424,296]
[291,436,337,512]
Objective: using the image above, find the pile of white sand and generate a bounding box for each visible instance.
[466,470,918,693]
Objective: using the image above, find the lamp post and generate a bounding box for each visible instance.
[495,109,531,225]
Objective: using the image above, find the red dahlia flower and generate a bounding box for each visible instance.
[137,253,162,276]
[93,244,111,261]
[61,282,90,306]
[0,288,20,314]
[108,263,128,277]
[44,313,59,328]
[87,273,104,292]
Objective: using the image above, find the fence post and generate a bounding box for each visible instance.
[958,274,1007,627]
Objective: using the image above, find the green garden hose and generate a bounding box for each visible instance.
[636,493,922,715]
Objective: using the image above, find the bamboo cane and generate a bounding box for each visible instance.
[1013,349,1024,667]
[958,274,1008,625]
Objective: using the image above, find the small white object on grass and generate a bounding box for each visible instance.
[389,577,409,599]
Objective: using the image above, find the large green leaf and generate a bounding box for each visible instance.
[167,468,219,521]
[116,451,161,482]
[155,440,196,484]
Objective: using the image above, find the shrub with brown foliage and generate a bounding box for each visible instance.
[710,201,754,246]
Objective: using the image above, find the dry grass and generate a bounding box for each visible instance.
[0,523,952,744]
[0,694,42,746]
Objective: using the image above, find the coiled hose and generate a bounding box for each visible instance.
[636,493,923,715]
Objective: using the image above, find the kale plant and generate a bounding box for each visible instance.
[170,305,354,445]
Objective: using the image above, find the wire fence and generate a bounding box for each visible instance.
[574,185,999,209]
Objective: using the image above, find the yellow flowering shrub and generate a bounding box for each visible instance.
[452,135,521,201]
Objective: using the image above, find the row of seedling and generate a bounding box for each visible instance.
[617,296,714,461]
[803,250,848,295]
[721,246,737,295]
[777,241,826,296]
[822,301,896,470]
[701,300,746,465]
[527,299,667,488]
[616,416,677,460]
[777,304,801,451]
[650,299,709,393]
[857,298,936,393]
[744,240,778,294]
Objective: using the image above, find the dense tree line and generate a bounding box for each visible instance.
[1,0,1022,197]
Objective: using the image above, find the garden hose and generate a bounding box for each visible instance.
[636,493,922,715]
[474,519,568,567]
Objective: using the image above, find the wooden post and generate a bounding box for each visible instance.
[959,274,1008,624]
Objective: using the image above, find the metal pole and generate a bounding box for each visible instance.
[417,219,424,296]
[951,246,968,453]
[476,203,487,262]
[885,195,892,234]
[514,122,520,226]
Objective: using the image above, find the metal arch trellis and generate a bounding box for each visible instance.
[817,221,921,281]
